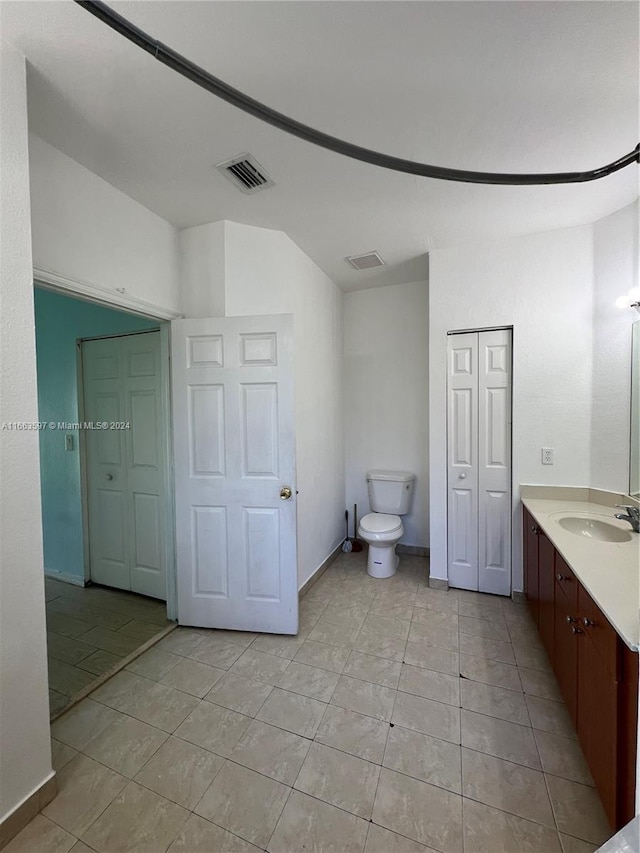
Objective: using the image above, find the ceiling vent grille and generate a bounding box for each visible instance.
[345,251,385,271]
[216,153,275,194]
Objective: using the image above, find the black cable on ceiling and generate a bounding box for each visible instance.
[75,0,639,186]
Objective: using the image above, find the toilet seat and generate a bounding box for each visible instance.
[359,512,402,535]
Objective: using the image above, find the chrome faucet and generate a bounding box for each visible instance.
[614,505,640,533]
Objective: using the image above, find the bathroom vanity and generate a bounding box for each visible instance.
[521,490,639,832]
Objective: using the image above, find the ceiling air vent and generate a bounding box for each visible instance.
[216,153,275,194]
[345,251,385,271]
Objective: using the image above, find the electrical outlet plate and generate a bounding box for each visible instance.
[541,447,554,465]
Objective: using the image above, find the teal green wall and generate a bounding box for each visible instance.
[34,288,158,581]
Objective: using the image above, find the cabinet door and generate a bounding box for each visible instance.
[553,584,578,725]
[537,533,555,659]
[523,507,539,626]
[577,631,617,831]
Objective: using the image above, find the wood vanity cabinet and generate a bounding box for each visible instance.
[522,506,639,831]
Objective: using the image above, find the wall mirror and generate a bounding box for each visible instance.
[630,320,640,497]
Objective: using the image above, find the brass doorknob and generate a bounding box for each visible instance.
[280,486,292,500]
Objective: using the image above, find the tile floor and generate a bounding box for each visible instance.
[11,554,613,853]
[45,577,172,718]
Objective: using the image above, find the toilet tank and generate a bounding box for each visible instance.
[366,470,415,515]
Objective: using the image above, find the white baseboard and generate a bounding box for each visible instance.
[298,543,342,599]
[44,569,87,588]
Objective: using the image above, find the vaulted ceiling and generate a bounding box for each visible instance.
[1,1,638,290]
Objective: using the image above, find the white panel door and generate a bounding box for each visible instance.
[83,331,167,600]
[171,315,298,633]
[447,329,512,595]
[447,333,478,590]
[478,330,512,595]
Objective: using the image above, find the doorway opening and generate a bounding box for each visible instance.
[34,285,174,718]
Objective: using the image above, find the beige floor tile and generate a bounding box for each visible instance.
[43,754,127,837]
[458,633,516,665]
[526,695,577,739]
[206,629,258,648]
[76,626,142,657]
[156,629,205,658]
[195,761,289,848]
[344,651,402,688]
[46,611,93,640]
[410,608,459,631]
[463,797,562,852]
[91,670,199,732]
[559,833,599,853]
[461,710,540,769]
[398,664,460,706]
[403,641,460,675]
[3,816,76,853]
[295,742,380,819]
[392,692,461,743]
[231,719,310,784]
[307,619,361,648]
[462,748,554,827]
[331,675,396,721]
[408,621,458,651]
[47,632,97,666]
[351,628,407,662]
[134,736,224,809]
[512,640,553,672]
[519,666,564,701]
[371,588,417,609]
[293,639,350,673]
[189,637,246,670]
[125,648,181,681]
[51,698,121,750]
[534,730,594,785]
[365,824,435,853]
[383,725,462,793]
[315,703,389,763]
[508,619,546,647]
[501,600,534,624]
[82,781,189,853]
[70,843,95,853]
[372,767,463,853]
[47,658,97,697]
[51,738,78,772]
[76,650,123,676]
[322,600,370,629]
[159,657,224,697]
[251,633,307,659]
[256,687,327,737]
[369,598,417,621]
[545,775,611,845]
[118,619,167,642]
[460,679,530,726]
[174,700,251,756]
[361,614,411,641]
[413,588,459,614]
[458,599,506,621]
[277,660,340,701]
[460,654,522,691]
[268,790,368,853]
[229,648,292,685]
[205,672,273,716]
[82,714,167,778]
[49,689,71,717]
[459,615,510,643]
[168,814,261,853]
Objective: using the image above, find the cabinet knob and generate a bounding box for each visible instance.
[531,525,540,534]
[571,626,584,635]
[582,617,595,628]
[556,573,565,581]
[565,615,576,624]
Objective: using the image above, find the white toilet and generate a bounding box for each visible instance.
[358,470,415,578]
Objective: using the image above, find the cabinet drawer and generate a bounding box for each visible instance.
[578,584,619,680]
[554,554,578,610]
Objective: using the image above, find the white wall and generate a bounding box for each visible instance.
[591,200,639,493]
[343,281,429,548]
[181,220,345,588]
[180,222,226,318]
[0,41,54,824]
[29,134,181,317]
[429,224,594,590]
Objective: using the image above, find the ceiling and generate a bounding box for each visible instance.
[1,1,638,291]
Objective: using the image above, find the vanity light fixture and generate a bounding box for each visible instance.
[615,287,640,312]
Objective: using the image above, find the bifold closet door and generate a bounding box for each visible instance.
[447,329,512,595]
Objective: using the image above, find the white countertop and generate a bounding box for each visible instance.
[521,490,639,652]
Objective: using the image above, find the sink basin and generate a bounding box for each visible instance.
[554,514,632,543]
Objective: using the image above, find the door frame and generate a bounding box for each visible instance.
[445,325,514,594]
[34,275,179,620]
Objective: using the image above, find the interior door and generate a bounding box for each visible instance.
[171,315,298,634]
[83,331,167,599]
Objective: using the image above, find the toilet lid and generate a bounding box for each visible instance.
[360,513,402,534]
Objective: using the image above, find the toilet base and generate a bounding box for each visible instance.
[366,545,399,579]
